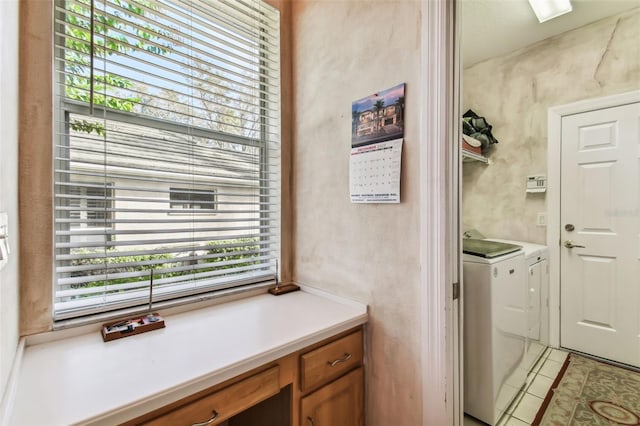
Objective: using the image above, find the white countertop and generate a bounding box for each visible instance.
[8,288,368,426]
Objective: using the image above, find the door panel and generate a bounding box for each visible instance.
[579,162,616,232]
[560,101,640,367]
[579,255,616,329]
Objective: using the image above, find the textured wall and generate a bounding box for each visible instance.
[19,0,54,336]
[462,8,640,244]
[291,1,423,424]
[0,0,20,400]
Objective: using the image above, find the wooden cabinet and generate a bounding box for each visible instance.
[141,367,280,426]
[300,368,364,426]
[300,330,363,392]
[299,330,364,426]
[125,327,364,426]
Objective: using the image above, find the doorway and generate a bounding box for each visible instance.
[548,91,640,367]
[459,2,640,424]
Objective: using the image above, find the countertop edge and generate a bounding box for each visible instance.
[84,313,368,426]
[8,289,369,426]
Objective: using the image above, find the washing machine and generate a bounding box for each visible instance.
[485,239,549,373]
[463,239,528,425]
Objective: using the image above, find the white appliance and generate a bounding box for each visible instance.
[486,239,549,372]
[463,247,528,425]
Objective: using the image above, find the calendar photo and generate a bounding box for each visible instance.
[350,83,405,204]
[351,83,405,148]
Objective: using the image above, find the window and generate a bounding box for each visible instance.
[67,184,113,228]
[169,187,217,211]
[54,0,281,320]
[66,183,114,244]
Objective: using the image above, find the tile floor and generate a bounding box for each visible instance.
[464,347,569,426]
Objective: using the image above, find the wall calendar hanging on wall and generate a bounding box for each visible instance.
[350,83,405,204]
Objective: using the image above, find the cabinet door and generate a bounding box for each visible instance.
[300,368,363,426]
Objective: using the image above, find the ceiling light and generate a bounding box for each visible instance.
[528,0,573,23]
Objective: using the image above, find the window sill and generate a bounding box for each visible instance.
[7,286,368,425]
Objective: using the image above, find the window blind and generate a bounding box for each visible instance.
[53,0,281,320]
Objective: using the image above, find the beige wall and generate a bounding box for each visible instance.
[462,8,640,244]
[0,0,21,400]
[19,0,54,335]
[292,1,423,424]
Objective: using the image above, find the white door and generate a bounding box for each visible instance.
[560,101,640,367]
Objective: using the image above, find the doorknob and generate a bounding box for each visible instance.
[564,240,585,249]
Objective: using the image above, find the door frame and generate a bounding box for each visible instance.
[421,0,461,424]
[546,89,640,348]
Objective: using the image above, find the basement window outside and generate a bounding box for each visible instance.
[169,187,218,211]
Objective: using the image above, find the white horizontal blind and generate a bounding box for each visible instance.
[53,0,281,320]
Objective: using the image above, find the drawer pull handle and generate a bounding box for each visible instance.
[328,352,352,367]
[307,416,316,426]
[191,410,219,426]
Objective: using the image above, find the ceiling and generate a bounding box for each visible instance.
[461,0,640,67]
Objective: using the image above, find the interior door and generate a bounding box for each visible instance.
[560,101,640,367]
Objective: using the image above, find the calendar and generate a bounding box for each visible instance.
[350,139,402,203]
[350,83,405,204]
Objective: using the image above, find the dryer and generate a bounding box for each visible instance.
[463,241,528,425]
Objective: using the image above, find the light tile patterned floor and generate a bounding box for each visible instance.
[464,347,569,426]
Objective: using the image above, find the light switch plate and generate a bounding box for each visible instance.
[536,212,547,227]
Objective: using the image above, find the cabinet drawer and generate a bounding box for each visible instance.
[144,366,280,426]
[300,330,362,392]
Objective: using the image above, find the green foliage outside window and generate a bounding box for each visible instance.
[69,238,261,294]
[64,0,169,128]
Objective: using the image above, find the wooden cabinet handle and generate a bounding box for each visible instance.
[191,410,219,426]
[328,353,352,367]
[307,416,316,426]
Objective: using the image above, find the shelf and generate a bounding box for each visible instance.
[462,149,490,164]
